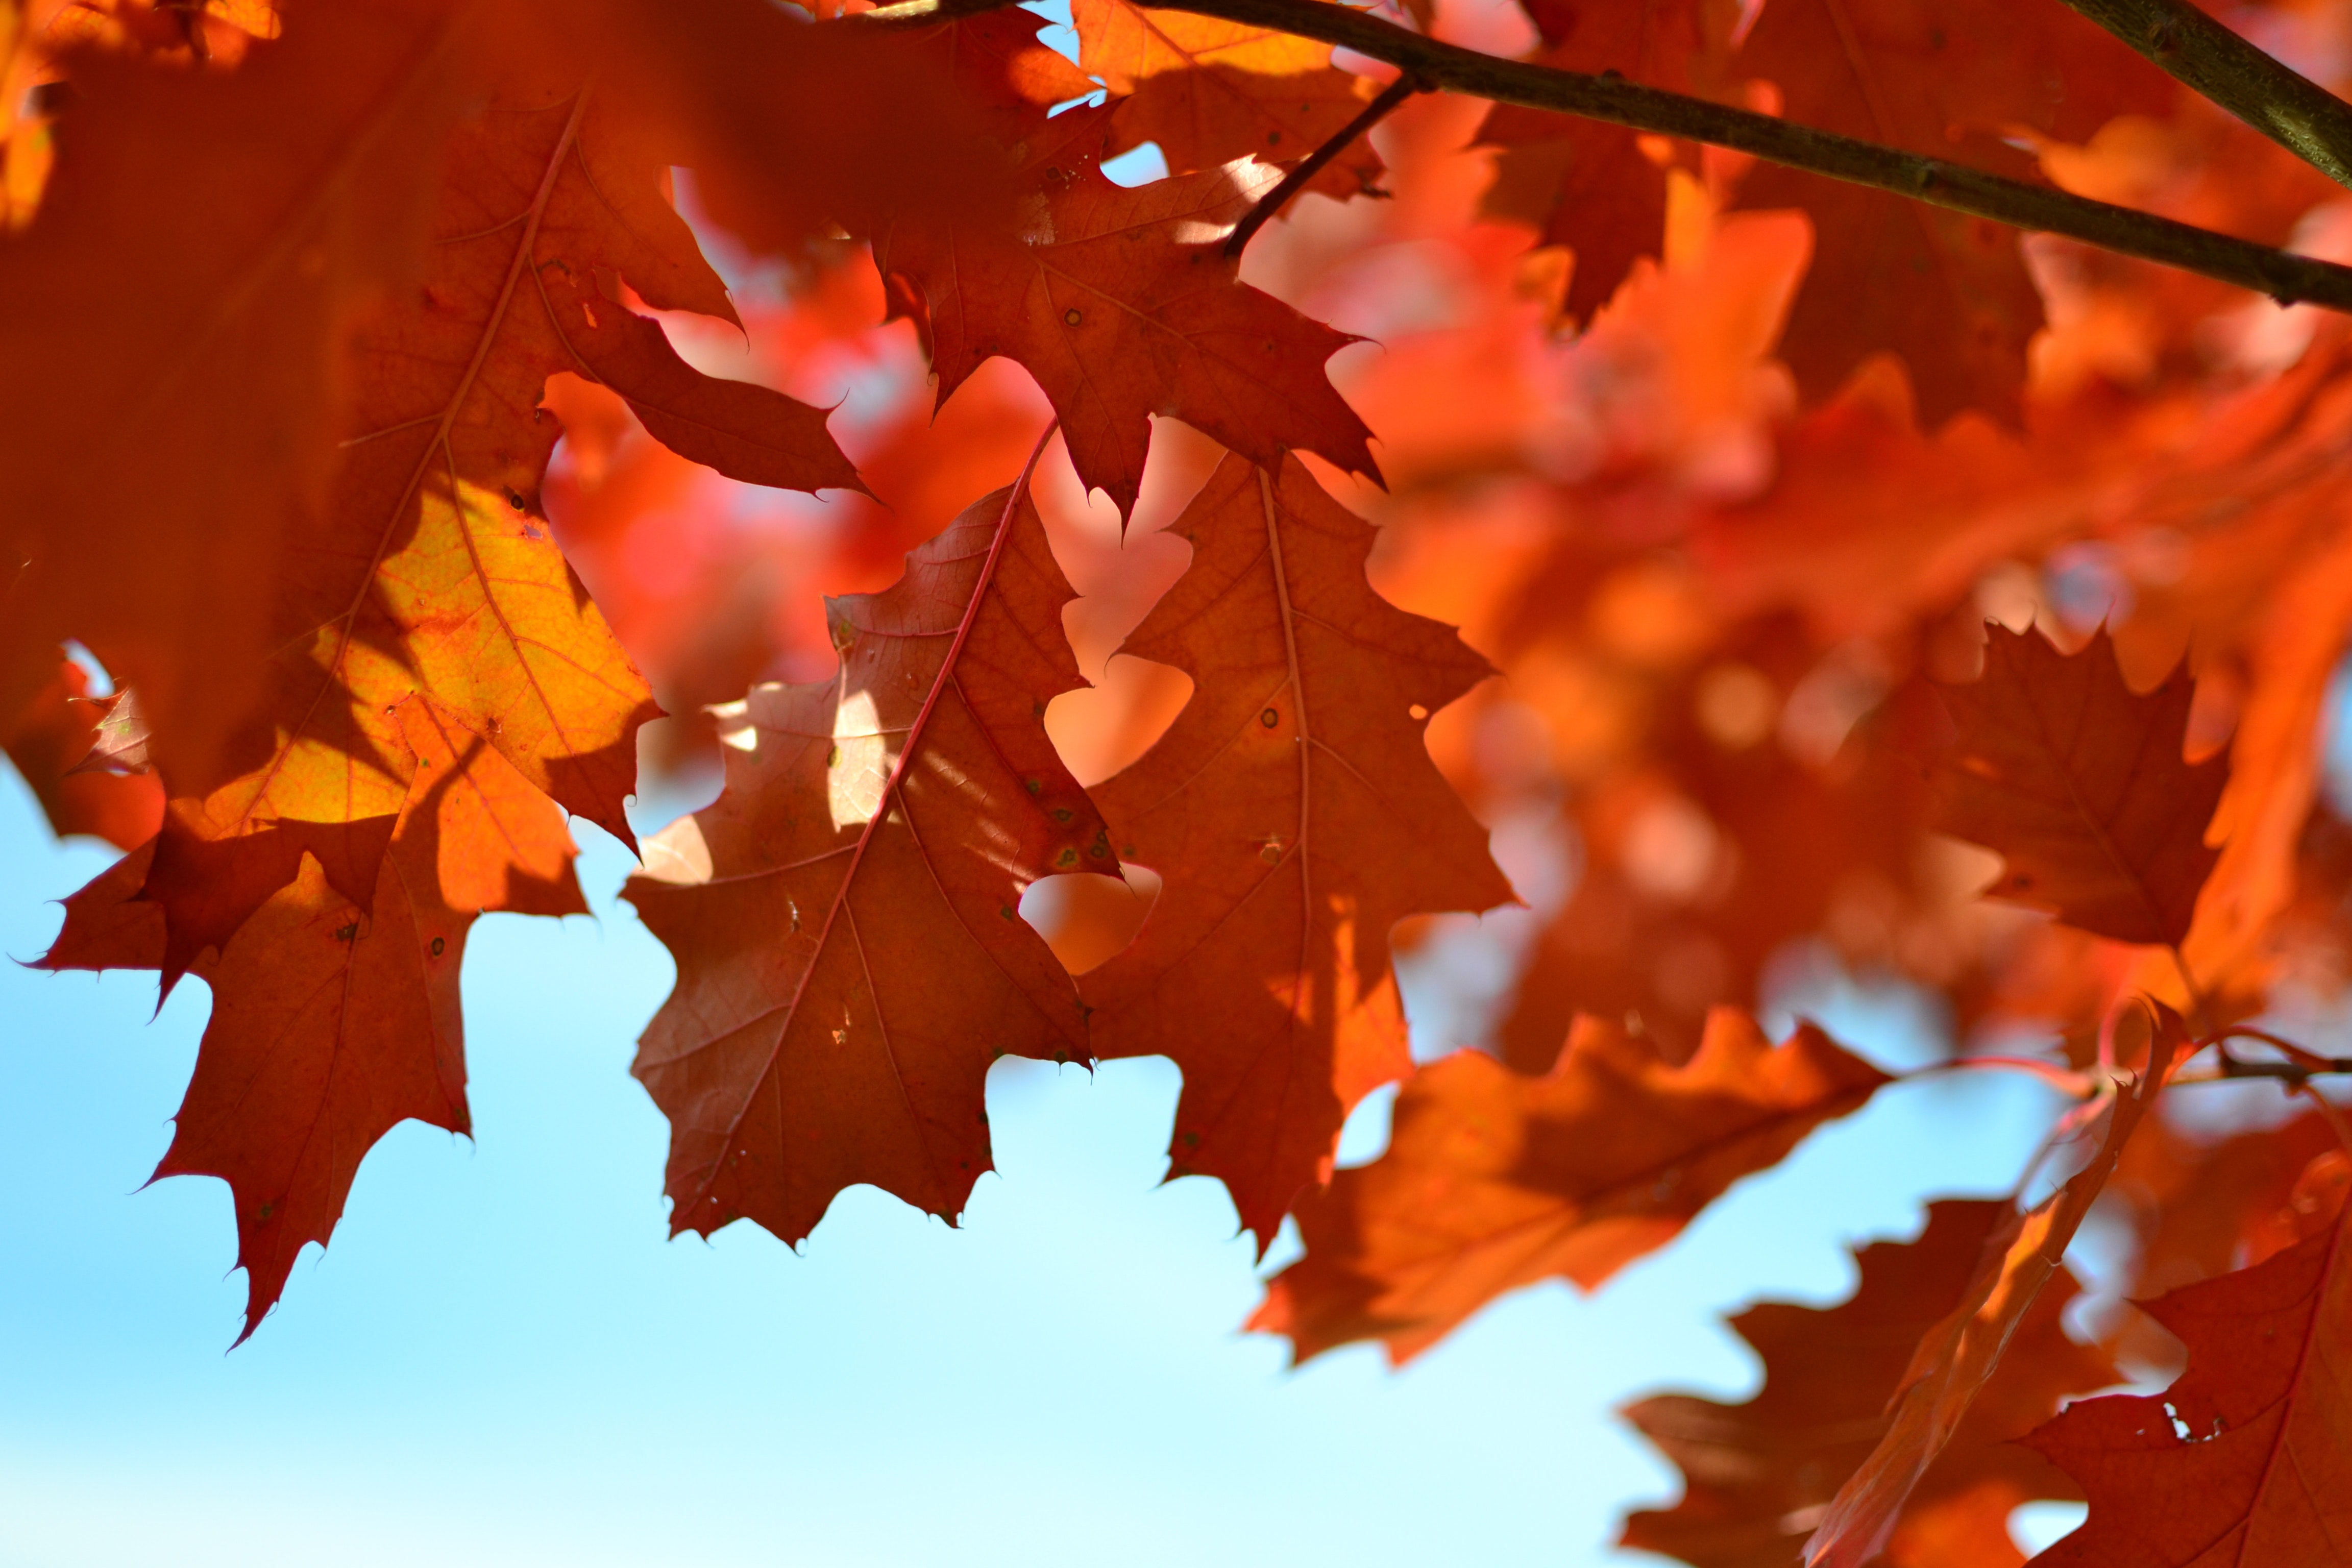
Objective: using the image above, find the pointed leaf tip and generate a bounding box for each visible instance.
[1931,624,2226,947]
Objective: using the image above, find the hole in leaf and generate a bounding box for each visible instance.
[1044,656,1193,786]
[2008,1502,2087,1558]
[1019,865,1162,974]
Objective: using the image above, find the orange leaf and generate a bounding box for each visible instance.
[35,834,168,976]
[561,0,1015,257]
[1803,1004,2184,1567]
[138,809,400,998]
[1484,610,1932,1064]
[1733,0,2170,423]
[119,34,883,974]
[876,109,1376,520]
[2243,1145,2352,1267]
[623,457,1108,1245]
[0,0,470,787]
[908,6,1099,129]
[2,651,161,849]
[2023,1179,2352,1564]
[1624,1199,2118,1568]
[1478,0,1718,325]
[2110,1107,2347,1290]
[1255,1009,1890,1363]
[2174,505,2352,1003]
[1932,624,2227,948]
[1080,453,1511,1245]
[38,696,584,1338]
[35,0,276,63]
[1073,0,1386,199]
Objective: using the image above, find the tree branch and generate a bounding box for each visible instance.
[2215,1024,2338,1069]
[853,0,2352,311]
[2214,1050,2352,1086]
[1225,70,1423,258]
[2165,1026,2352,1090]
[854,0,1018,20]
[2056,0,2352,190]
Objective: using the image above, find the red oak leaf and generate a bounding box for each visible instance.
[1734,0,2172,423]
[623,456,1110,1245]
[1080,453,1511,1246]
[0,0,470,787]
[1073,0,1387,200]
[38,696,585,1337]
[1255,1009,1890,1363]
[1933,624,2227,947]
[876,108,1377,521]
[1805,1006,2182,1567]
[2023,1178,2352,1564]
[1625,1199,2119,1568]
[1479,0,1722,325]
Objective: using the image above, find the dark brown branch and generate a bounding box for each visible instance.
[2214,1048,2352,1088]
[2057,0,2352,190]
[854,0,1011,20]
[851,0,2352,312]
[1224,72,1423,258]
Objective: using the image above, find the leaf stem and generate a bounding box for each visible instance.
[1224,70,1424,259]
[854,0,2352,310]
[2205,1050,2352,1086]
[2054,0,2352,190]
[1888,1025,2352,1096]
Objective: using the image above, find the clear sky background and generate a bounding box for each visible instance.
[0,757,2078,1568]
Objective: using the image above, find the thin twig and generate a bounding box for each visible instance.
[1918,1055,2103,1097]
[2213,1024,2337,1069]
[850,0,1014,22]
[2055,0,2352,190]
[2193,1017,2352,1082]
[2208,1049,2352,1086]
[1225,71,1423,258]
[849,0,2352,311]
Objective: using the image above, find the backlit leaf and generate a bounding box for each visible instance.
[1256,1009,1890,1363]
[624,462,1109,1244]
[1081,453,1511,1245]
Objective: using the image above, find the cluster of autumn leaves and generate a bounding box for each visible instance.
[8,0,2352,1562]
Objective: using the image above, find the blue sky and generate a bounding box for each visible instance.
[0,757,2076,1568]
